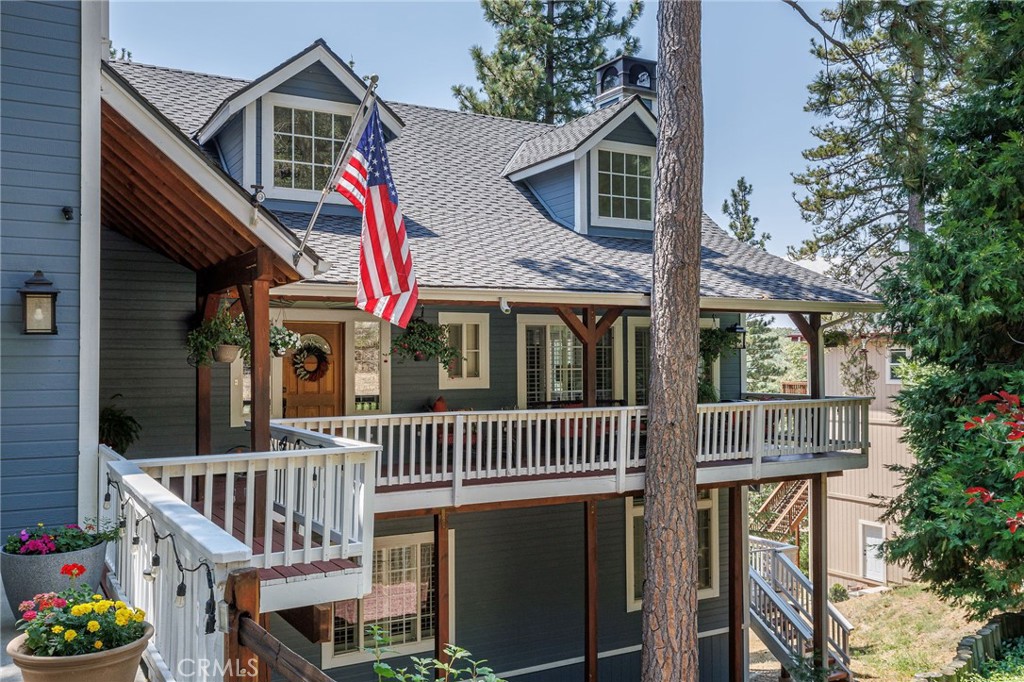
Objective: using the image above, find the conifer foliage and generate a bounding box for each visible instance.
[452,0,643,124]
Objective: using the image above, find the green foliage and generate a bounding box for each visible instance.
[391,318,463,367]
[185,308,248,367]
[881,364,1024,618]
[967,637,1024,682]
[829,583,850,603]
[747,318,784,393]
[365,626,504,682]
[838,345,879,398]
[782,337,809,384]
[722,177,769,250]
[452,0,642,124]
[698,327,739,403]
[98,394,141,454]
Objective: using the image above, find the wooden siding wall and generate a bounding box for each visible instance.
[0,0,83,532]
[603,114,656,146]
[525,165,574,228]
[217,111,245,183]
[824,342,913,586]
[268,497,731,682]
[271,61,359,103]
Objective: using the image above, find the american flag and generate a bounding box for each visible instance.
[335,102,418,328]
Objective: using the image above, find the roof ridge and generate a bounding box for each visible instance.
[391,100,554,128]
[110,59,251,84]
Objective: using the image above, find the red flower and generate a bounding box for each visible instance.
[1015,471,1024,481]
[60,563,86,578]
[1007,512,1024,534]
[22,611,36,621]
[966,487,1003,505]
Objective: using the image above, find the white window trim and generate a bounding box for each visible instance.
[270,308,392,416]
[321,530,455,669]
[589,140,656,231]
[626,317,720,406]
[438,312,491,390]
[258,93,359,204]
[626,490,720,612]
[515,313,623,408]
[858,520,888,585]
[885,347,910,385]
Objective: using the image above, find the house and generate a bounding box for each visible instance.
[1,4,881,681]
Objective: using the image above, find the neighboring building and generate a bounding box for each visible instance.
[1,8,880,682]
[825,339,913,588]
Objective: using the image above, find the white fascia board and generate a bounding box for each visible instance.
[507,152,575,183]
[699,297,884,314]
[101,70,321,280]
[197,45,402,145]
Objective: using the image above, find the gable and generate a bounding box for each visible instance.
[272,61,360,105]
[605,113,655,147]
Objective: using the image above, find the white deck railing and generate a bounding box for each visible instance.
[128,430,379,570]
[276,397,869,493]
[100,446,252,682]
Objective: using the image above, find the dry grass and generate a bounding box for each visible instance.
[841,584,981,681]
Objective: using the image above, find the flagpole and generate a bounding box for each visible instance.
[293,74,379,266]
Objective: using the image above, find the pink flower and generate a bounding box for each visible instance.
[51,597,66,608]
[22,611,36,621]
[18,600,35,612]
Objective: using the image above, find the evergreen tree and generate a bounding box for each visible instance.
[452,0,643,124]
[722,177,769,250]
[786,1,965,289]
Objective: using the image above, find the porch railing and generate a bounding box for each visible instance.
[128,430,379,570]
[100,446,252,682]
[275,397,869,492]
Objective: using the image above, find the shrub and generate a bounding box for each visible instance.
[829,583,850,603]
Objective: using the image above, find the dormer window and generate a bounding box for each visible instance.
[260,94,358,202]
[593,143,653,228]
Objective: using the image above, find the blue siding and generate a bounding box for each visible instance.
[524,164,574,227]
[272,61,359,104]
[604,114,656,146]
[217,111,245,182]
[255,97,263,186]
[590,226,653,240]
[0,0,82,533]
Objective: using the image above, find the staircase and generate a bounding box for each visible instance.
[756,480,810,537]
[749,536,854,681]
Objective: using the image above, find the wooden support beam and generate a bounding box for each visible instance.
[196,293,220,455]
[249,279,271,452]
[225,568,261,682]
[276,604,333,644]
[595,307,623,340]
[555,305,590,342]
[584,499,599,682]
[435,509,450,666]
[788,313,824,398]
[582,307,598,408]
[810,473,829,674]
[728,486,744,682]
[238,615,334,682]
[199,247,275,296]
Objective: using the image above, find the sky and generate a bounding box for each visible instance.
[110,0,831,263]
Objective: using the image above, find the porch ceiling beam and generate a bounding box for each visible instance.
[554,306,625,345]
[594,307,623,339]
[787,313,815,342]
[199,247,275,296]
[555,306,590,343]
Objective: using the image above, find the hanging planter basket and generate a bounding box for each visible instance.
[214,344,241,363]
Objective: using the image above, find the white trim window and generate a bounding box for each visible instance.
[626,490,719,611]
[886,347,910,385]
[438,312,490,390]
[260,94,357,203]
[516,314,622,408]
[627,317,720,406]
[590,142,654,230]
[323,532,451,668]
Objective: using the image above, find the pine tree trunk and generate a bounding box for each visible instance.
[544,0,556,124]
[907,28,926,235]
[642,2,703,682]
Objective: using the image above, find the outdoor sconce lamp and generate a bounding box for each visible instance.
[18,271,59,335]
[61,206,74,221]
[728,322,747,350]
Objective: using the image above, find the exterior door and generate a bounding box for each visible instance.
[862,523,886,583]
[283,322,344,418]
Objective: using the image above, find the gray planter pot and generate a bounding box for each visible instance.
[1,542,107,617]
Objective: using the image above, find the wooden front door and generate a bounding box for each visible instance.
[283,322,344,418]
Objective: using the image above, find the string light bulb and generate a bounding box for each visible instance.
[174,580,187,608]
[130,534,140,553]
[143,569,155,583]
[102,491,111,511]
[149,553,161,578]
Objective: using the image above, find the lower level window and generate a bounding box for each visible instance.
[331,533,436,657]
[626,490,718,611]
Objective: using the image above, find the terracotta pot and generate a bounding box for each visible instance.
[6,623,153,682]
[213,344,240,363]
[2,542,107,618]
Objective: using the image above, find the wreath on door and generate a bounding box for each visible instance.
[291,342,330,382]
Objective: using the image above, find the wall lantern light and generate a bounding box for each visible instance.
[727,322,747,350]
[18,271,60,335]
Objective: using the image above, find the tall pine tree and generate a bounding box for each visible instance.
[722,177,769,250]
[452,0,642,124]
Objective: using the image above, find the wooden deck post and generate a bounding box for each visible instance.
[554,306,623,408]
[789,313,824,399]
[434,509,450,666]
[810,472,829,674]
[728,486,744,682]
[584,499,599,682]
[196,293,220,455]
[225,568,261,682]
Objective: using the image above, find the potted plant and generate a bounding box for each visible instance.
[98,394,140,454]
[390,318,462,366]
[268,324,301,357]
[185,309,248,366]
[6,563,153,682]
[2,523,120,618]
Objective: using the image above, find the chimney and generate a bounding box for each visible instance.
[594,56,657,115]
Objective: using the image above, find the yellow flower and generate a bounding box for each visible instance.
[94,641,103,650]
[51,625,64,634]
[70,603,93,617]
[93,600,113,614]
[86,620,100,633]
[92,594,103,601]
[114,601,126,609]
[37,523,44,527]
[114,609,131,627]
[133,609,145,622]
[64,630,77,642]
